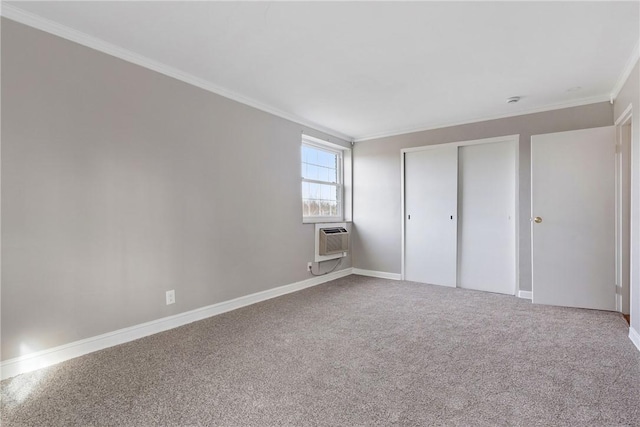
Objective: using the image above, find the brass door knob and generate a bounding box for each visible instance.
[534,217,542,224]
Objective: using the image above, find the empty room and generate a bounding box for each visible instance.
[1,1,640,426]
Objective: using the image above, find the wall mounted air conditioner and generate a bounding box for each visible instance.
[314,223,349,262]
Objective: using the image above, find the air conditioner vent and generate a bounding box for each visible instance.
[322,227,348,234]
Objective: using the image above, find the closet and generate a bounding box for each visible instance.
[402,136,517,295]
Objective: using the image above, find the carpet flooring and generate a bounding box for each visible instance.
[2,274,640,426]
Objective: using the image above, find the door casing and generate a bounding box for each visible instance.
[615,104,633,316]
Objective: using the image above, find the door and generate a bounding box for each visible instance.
[458,141,516,295]
[531,126,616,311]
[405,146,458,286]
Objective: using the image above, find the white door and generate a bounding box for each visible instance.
[458,141,516,295]
[531,126,616,311]
[405,146,458,286]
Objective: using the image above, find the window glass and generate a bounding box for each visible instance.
[301,142,342,221]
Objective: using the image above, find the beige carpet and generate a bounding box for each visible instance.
[2,274,640,426]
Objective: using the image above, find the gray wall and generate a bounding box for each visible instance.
[1,19,351,361]
[614,61,639,333]
[353,102,614,292]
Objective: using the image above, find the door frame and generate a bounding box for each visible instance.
[401,134,520,294]
[615,104,633,316]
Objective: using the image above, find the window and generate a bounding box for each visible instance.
[301,136,344,222]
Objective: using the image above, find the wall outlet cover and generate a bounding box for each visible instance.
[166,290,175,305]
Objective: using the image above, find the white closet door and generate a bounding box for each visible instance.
[457,141,516,295]
[531,126,616,311]
[405,146,458,286]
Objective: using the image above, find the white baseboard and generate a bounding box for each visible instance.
[0,268,352,380]
[352,268,401,280]
[630,326,640,353]
[518,290,533,300]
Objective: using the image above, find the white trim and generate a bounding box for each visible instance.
[611,40,640,101]
[302,217,345,224]
[352,268,402,280]
[401,134,521,153]
[301,134,349,152]
[400,148,406,280]
[354,96,610,142]
[614,106,633,313]
[615,104,636,346]
[518,291,533,300]
[401,135,520,288]
[514,139,521,299]
[629,327,640,353]
[0,268,353,380]
[0,4,353,143]
[615,104,633,127]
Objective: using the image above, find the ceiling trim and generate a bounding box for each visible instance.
[353,94,611,142]
[1,3,631,145]
[610,39,640,102]
[0,3,354,142]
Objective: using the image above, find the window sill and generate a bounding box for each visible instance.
[303,217,345,224]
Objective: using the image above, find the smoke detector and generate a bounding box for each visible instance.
[506,96,521,104]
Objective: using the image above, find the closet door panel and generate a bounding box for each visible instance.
[457,141,516,295]
[404,147,458,286]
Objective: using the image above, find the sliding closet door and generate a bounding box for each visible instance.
[457,141,516,295]
[404,146,458,287]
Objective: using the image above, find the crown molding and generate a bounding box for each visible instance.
[0,4,354,142]
[2,3,632,145]
[611,39,640,101]
[353,94,611,142]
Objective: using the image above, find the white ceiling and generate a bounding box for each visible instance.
[3,1,639,141]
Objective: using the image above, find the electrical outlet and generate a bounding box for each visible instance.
[166,290,175,305]
[307,262,313,271]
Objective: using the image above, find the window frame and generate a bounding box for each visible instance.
[301,135,345,223]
